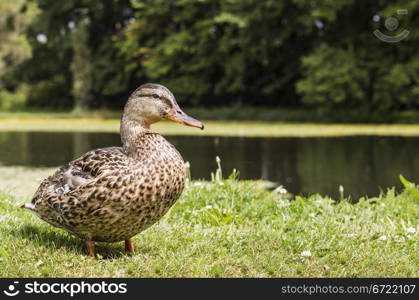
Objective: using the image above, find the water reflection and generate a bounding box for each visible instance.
[0,131,418,198]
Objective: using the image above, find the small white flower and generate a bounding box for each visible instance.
[34,260,44,267]
[344,233,356,238]
[323,265,330,271]
[193,181,204,187]
[300,250,312,257]
[339,185,344,193]
[205,205,212,209]
[3,198,14,204]
[378,235,387,241]
[274,186,288,194]
[115,269,126,277]
[277,200,290,207]
[406,227,416,233]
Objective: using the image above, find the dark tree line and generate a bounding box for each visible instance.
[1,0,418,113]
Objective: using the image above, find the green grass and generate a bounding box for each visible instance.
[0,169,417,277]
[1,117,419,137]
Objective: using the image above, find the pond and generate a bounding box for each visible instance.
[0,131,418,199]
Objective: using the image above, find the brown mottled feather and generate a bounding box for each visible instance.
[30,133,185,242]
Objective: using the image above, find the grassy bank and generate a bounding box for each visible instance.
[1,117,419,137]
[0,171,417,277]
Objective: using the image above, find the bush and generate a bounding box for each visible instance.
[0,86,28,111]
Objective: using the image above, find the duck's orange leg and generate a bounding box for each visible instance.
[85,239,96,257]
[125,238,134,253]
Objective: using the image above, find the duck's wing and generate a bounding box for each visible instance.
[25,146,132,234]
[34,146,128,197]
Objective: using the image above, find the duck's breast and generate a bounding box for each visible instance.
[86,134,187,241]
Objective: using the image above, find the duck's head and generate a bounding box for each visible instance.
[124,83,204,130]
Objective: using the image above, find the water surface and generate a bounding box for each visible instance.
[0,131,418,199]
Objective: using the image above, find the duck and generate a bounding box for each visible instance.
[22,83,204,256]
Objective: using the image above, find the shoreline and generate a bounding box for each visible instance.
[1,118,419,137]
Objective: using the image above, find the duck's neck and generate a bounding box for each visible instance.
[120,116,153,156]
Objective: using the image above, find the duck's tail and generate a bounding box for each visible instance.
[21,202,36,211]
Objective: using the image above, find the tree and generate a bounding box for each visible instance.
[20,0,133,109]
[0,0,38,109]
[295,0,419,115]
[117,0,311,107]
[71,16,92,111]
[4,0,418,116]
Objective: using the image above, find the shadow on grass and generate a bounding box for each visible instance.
[12,224,128,259]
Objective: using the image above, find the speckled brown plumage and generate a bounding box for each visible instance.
[23,83,204,254]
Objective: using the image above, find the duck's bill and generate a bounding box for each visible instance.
[166,110,204,130]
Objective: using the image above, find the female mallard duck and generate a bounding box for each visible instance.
[23,83,204,256]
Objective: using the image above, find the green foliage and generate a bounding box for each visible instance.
[0,0,38,110]
[0,0,38,83]
[118,0,305,106]
[15,0,133,109]
[296,0,419,113]
[0,85,27,110]
[26,76,73,109]
[293,0,354,24]
[400,175,419,201]
[297,45,368,106]
[1,0,419,117]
